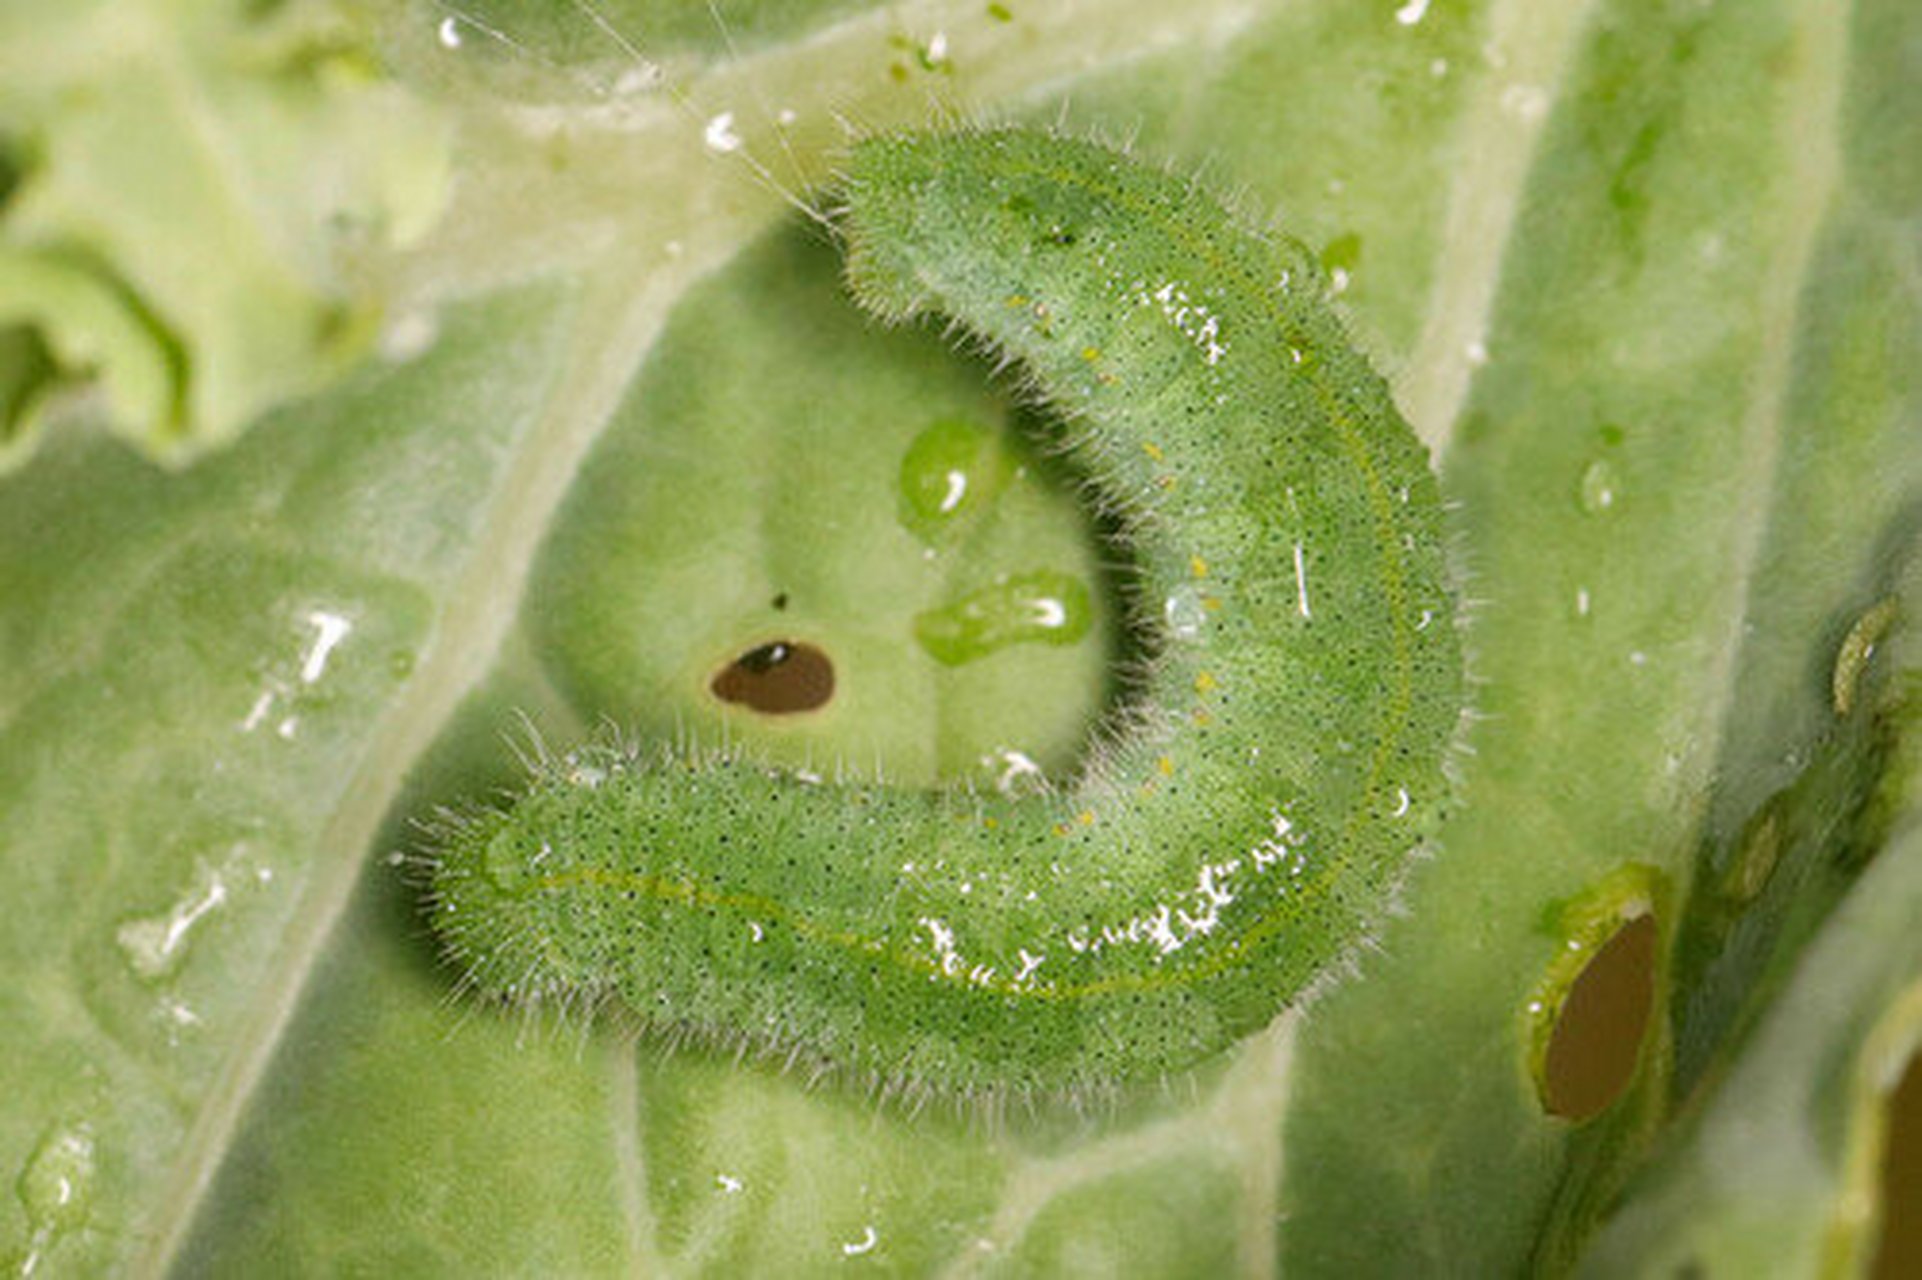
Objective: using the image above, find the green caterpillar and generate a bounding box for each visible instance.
[429,128,1464,1100]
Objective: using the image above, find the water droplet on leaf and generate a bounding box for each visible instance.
[897,419,1008,545]
[12,1122,95,1274]
[914,571,1093,666]
[1578,459,1620,514]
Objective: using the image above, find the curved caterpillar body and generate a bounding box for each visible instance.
[430,129,1463,1099]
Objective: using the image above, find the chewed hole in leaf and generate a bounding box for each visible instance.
[1873,1047,1922,1279]
[1540,912,1658,1121]
[709,640,834,714]
[1526,866,1666,1123]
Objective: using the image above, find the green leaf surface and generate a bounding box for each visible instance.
[2,0,1919,1276]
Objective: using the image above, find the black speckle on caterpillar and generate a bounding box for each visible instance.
[428,127,1465,1101]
